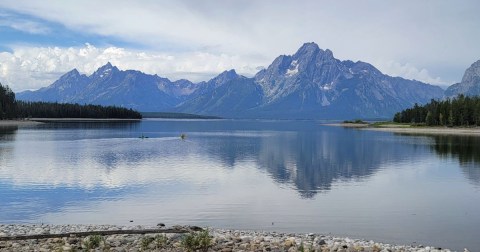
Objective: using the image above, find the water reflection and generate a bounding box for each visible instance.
[0,126,18,137]
[0,125,17,141]
[0,126,17,166]
[257,129,424,197]
[430,135,480,165]
[0,123,476,210]
[0,122,445,198]
[429,134,480,186]
[1,121,480,251]
[36,121,141,130]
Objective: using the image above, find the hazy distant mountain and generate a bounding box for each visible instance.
[18,43,446,119]
[17,69,90,103]
[177,42,444,119]
[174,69,266,116]
[445,60,480,97]
[17,62,198,112]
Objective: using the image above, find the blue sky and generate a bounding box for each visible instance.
[1,0,480,92]
[0,12,137,50]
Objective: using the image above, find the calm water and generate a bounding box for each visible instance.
[1,119,480,250]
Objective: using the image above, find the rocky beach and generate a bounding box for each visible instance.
[0,224,461,252]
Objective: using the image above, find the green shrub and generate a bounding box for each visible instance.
[83,234,103,250]
[141,236,155,251]
[298,241,305,252]
[181,229,212,252]
[154,234,168,249]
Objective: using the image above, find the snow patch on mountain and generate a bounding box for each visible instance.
[286,60,299,76]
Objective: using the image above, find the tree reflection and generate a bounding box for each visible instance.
[0,126,18,141]
[430,135,480,165]
[0,126,17,166]
[430,134,480,186]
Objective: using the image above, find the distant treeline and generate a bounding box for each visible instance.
[393,94,480,126]
[141,112,222,119]
[17,101,142,119]
[0,82,141,119]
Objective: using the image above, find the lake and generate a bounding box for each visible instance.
[1,119,479,251]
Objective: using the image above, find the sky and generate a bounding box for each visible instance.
[0,0,479,92]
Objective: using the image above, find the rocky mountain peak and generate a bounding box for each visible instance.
[445,59,480,97]
[103,61,113,68]
[295,42,320,55]
[461,60,480,84]
[51,68,88,89]
[209,69,240,87]
[293,42,334,62]
[217,69,238,79]
[60,68,81,80]
[92,62,118,78]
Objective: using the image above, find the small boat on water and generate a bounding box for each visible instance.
[139,134,149,139]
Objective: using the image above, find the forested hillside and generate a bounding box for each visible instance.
[393,95,480,126]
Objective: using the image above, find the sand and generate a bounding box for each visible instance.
[326,123,480,136]
[0,120,43,127]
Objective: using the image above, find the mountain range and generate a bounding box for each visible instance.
[17,62,198,112]
[17,42,479,119]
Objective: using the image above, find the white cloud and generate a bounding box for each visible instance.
[0,43,264,92]
[0,12,51,34]
[375,60,450,87]
[1,0,476,66]
[0,20,50,34]
[1,1,479,91]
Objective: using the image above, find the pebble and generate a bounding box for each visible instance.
[0,224,458,252]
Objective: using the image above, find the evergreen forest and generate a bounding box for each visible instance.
[0,83,17,119]
[0,83,142,120]
[393,95,480,126]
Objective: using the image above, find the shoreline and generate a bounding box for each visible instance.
[0,120,43,127]
[27,118,142,123]
[0,224,456,251]
[326,123,480,136]
[1,118,142,127]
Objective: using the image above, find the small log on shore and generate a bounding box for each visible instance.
[0,227,195,241]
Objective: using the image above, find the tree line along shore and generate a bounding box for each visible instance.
[393,95,480,127]
[1,83,141,120]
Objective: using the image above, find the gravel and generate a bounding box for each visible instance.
[0,224,466,251]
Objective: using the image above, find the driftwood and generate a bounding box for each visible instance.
[0,227,197,241]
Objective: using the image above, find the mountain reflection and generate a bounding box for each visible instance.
[5,120,479,199]
[81,125,433,198]
[4,120,480,226]
[256,128,418,198]
[429,134,480,186]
